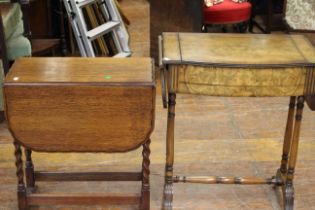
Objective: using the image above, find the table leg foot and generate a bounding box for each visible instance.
[283,183,294,210]
[272,169,284,187]
[25,149,36,193]
[163,183,173,210]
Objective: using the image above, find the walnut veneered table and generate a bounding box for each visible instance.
[4,57,155,210]
[159,33,315,210]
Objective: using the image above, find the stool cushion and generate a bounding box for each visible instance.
[203,0,251,24]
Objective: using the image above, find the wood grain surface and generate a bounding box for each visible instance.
[175,65,307,97]
[161,33,315,97]
[27,193,141,205]
[161,33,315,67]
[5,58,155,152]
[6,57,154,83]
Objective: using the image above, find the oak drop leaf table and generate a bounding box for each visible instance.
[4,57,156,210]
[159,33,315,210]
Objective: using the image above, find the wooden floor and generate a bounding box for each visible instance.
[2,0,315,209]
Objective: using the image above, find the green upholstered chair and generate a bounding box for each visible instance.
[0,1,31,120]
[0,2,31,71]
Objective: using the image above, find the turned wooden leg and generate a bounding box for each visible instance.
[202,25,208,33]
[14,141,27,210]
[163,91,176,210]
[237,21,249,33]
[25,148,35,192]
[283,96,305,210]
[141,139,151,210]
[161,68,168,109]
[25,149,35,192]
[276,96,296,184]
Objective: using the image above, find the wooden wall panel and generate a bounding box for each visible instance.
[150,0,202,63]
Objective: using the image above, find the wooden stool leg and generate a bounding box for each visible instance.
[163,91,176,210]
[202,25,208,33]
[276,96,296,182]
[14,141,27,210]
[141,139,151,210]
[283,96,305,210]
[25,148,35,192]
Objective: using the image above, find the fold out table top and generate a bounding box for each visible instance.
[161,33,315,67]
[160,33,315,101]
[4,57,156,153]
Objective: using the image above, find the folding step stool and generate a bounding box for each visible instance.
[63,0,131,57]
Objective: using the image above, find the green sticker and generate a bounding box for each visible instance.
[104,75,112,79]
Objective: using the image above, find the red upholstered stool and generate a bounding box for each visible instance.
[203,0,252,32]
